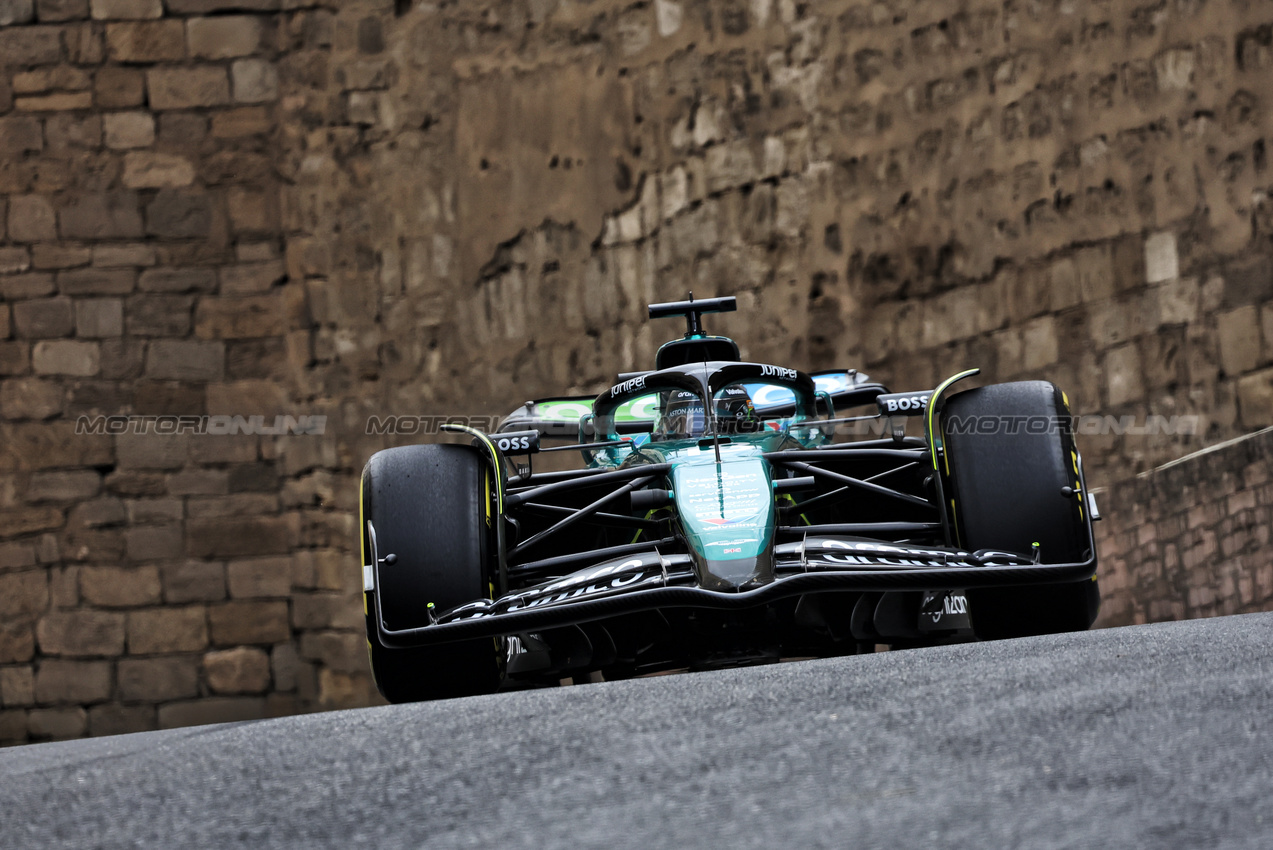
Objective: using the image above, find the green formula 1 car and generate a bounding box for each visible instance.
[360,295,1101,702]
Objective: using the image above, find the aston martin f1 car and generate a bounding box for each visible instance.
[360,296,1101,702]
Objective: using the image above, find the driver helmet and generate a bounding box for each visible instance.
[655,386,758,440]
[715,384,759,435]
[656,390,706,440]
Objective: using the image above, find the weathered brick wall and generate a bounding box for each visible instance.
[4,0,1273,744]
[279,0,1273,506]
[1095,427,1273,626]
[0,0,358,744]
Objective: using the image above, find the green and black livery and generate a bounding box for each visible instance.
[360,296,1101,702]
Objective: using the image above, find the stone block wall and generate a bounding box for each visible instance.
[3,0,1273,743]
[1095,427,1273,626]
[279,0,1273,497]
[0,0,364,745]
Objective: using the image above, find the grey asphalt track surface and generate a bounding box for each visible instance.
[1,613,1271,849]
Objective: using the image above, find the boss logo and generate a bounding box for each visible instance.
[760,365,797,381]
[877,392,931,416]
[494,431,539,454]
[611,375,646,397]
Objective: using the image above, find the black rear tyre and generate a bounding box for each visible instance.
[942,381,1100,640]
[361,443,502,702]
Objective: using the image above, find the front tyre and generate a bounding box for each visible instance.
[942,381,1100,640]
[361,443,503,702]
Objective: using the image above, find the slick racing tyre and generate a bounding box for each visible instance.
[942,381,1100,640]
[361,443,503,702]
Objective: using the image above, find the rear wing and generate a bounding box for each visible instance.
[498,370,889,437]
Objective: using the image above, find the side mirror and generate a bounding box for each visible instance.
[816,390,836,419]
